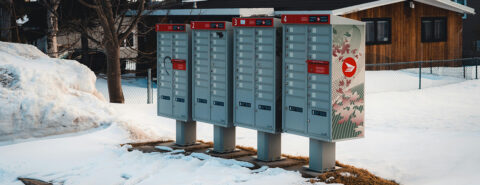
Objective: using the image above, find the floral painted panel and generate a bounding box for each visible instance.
[331,25,365,141]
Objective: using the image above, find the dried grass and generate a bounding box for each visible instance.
[313,161,399,185]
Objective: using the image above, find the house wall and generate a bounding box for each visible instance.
[343,1,463,66]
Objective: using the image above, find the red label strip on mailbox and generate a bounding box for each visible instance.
[171,59,186,71]
[232,18,274,27]
[307,60,329,75]
[191,21,226,30]
[281,14,330,24]
[156,24,187,32]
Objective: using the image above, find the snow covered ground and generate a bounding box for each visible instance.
[0,41,479,185]
[106,77,480,185]
[0,42,114,142]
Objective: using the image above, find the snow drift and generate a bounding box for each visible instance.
[0,41,113,141]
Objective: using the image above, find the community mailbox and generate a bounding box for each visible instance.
[281,14,365,172]
[156,24,196,146]
[191,21,235,153]
[232,17,283,161]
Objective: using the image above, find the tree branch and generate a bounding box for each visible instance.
[118,0,145,41]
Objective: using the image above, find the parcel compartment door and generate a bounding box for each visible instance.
[193,30,211,121]
[254,28,276,131]
[234,28,255,127]
[157,32,173,117]
[283,25,307,134]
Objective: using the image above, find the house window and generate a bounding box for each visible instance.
[362,18,391,45]
[121,33,134,48]
[421,17,447,42]
[476,40,480,52]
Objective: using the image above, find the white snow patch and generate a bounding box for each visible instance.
[155,146,173,152]
[0,41,114,142]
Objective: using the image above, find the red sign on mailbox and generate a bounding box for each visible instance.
[232,18,274,27]
[306,60,329,75]
[281,14,330,24]
[172,59,186,71]
[191,21,226,30]
[156,24,187,32]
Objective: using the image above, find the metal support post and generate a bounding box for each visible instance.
[175,120,197,146]
[257,131,281,162]
[213,125,236,153]
[147,68,153,104]
[309,138,336,172]
[430,62,433,74]
[476,58,478,80]
[463,60,466,79]
[419,62,422,89]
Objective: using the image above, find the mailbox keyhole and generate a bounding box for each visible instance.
[216,32,224,38]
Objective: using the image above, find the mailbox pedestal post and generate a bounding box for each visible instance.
[176,120,196,146]
[257,131,281,161]
[213,125,236,153]
[309,139,336,172]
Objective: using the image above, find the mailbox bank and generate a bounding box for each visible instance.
[191,21,235,153]
[156,24,196,146]
[232,17,283,161]
[281,14,365,171]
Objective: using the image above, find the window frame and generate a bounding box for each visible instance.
[421,17,448,43]
[361,18,392,45]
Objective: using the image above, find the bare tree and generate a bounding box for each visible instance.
[41,0,60,58]
[77,0,147,103]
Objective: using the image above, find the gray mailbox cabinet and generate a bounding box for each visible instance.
[156,24,192,121]
[156,24,196,146]
[281,14,365,171]
[191,21,235,153]
[232,17,282,134]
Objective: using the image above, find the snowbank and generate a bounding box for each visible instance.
[0,41,113,141]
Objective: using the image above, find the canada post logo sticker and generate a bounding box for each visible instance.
[342,57,357,77]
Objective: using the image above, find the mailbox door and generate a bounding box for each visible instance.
[210,31,228,125]
[234,28,255,126]
[193,30,211,121]
[254,28,276,130]
[306,25,332,139]
[157,32,173,116]
[172,33,189,120]
[283,25,308,134]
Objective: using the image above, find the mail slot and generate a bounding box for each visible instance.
[172,59,186,70]
[281,14,366,142]
[191,21,234,127]
[307,60,329,75]
[232,17,282,134]
[156,24,192,121]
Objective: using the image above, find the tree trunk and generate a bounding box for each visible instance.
[0,2,12,42]
[46,0,59,58]
[81,32,90,66]
[105,43,125,103]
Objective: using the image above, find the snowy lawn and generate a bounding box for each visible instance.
[1,42,479,185]
[101,71,480,185]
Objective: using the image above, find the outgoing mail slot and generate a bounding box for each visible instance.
[172,59,186,70]
[307,60,329,75]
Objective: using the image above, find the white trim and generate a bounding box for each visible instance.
[331,0,474,15]
[138,8,274,16]
[274,10,332,15]
[332,0,405,15]
[415,0,474,14]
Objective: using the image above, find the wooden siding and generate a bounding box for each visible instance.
[343,1,463,66]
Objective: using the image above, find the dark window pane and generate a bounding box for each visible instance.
[476,40,480,52]
[434,19,446,40]
[376,20,390,42]
[365,21,375,43]
[422,20,433,41]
